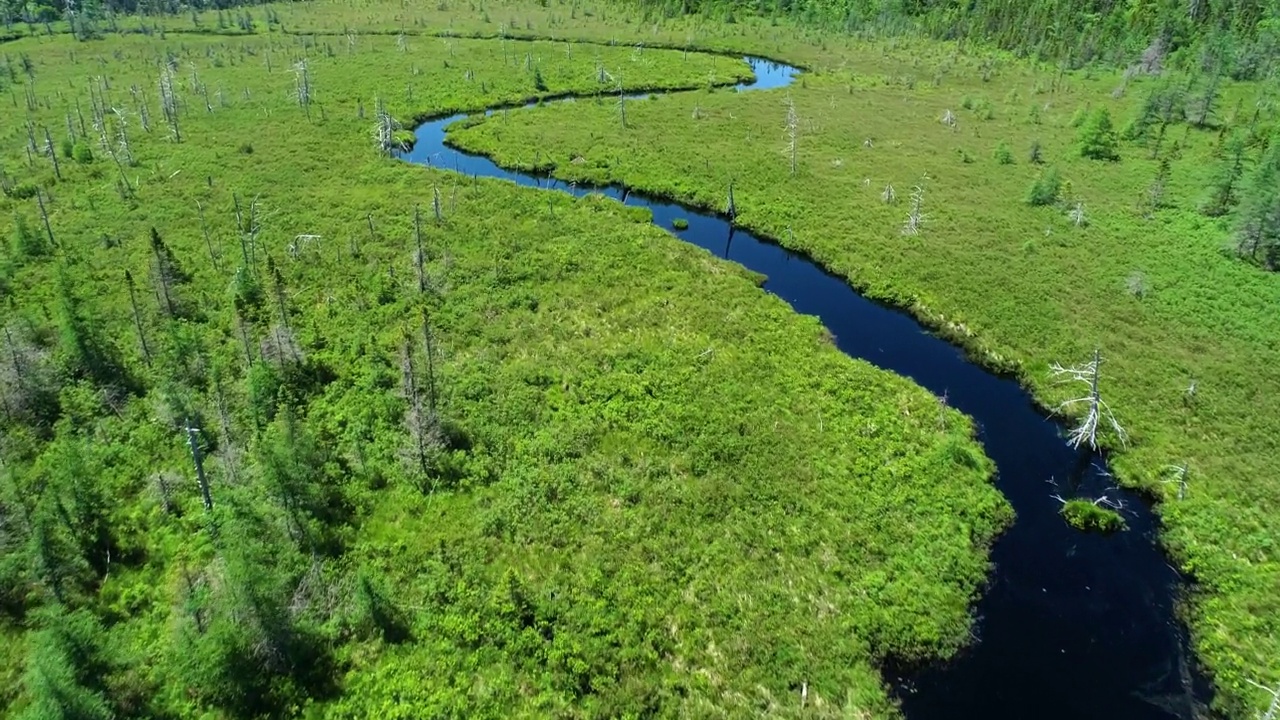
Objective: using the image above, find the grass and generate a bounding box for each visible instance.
[444,31,1280,716]
[1060,499,1127,534]
[0,23,1012,720]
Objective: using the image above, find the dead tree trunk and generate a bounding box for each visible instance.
[186,421,213,512]
[35,188,56,249]
[124,270,151,366]
[414,204,426,294]
[42,126,60,181]
[196,200,218,271]
[1050,348,1127,450]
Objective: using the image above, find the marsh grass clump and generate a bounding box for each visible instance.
[1061,499,1127,534]
[671,217,689,229]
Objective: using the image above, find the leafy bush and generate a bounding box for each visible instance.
[994,140,1014,164]
[71,142,93,164]
[1026,166,1062,206]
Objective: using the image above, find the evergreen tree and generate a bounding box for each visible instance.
[1026,166,1062,206]
[1202,131,1248,216]
[1234,137,1280,267]
[1078,107,1120,161]
[17,607,115,720]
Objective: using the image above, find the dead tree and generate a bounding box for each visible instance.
[195,200,219,271]
[186,421,214,512]
[1068,202,1087,226]
[615,76,627,128]
[112,108,133,166]
[414,204,426,294]
[1247,679,1280,720]
[725,181,736,222]
[1049,348,1127,450]
[941,109,957,130]
[158,66,181,141]
[783,94,798,176]
[1162,462,1189,500]
[42,126,60,181]
[881,184,896,204]
[124,270,151,366]
[372,96,403,156]
[293,58,311,119]
[902,185,925,235]
[35,188,56,249]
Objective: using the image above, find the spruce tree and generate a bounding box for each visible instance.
[1079,107,1120,160]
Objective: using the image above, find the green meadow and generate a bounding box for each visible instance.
[0,16,1017,720]
[446,23,1280,716]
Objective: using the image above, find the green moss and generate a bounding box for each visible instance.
[1061,499,1128,534]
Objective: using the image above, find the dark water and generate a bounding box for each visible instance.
[402,57,1208,720]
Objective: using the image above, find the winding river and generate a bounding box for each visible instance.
[400,57,1208,719]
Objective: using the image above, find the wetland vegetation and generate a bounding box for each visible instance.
[1,0,1279,717]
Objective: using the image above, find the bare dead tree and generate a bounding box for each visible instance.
[725,181,736,222]
[941,108,957,130]
[35,187,56,249]
[881,184,896,204]
[432,186,443,224]
[112,108,134,166]
[292,58,311,119]
[1068,202,1087,226]
[1050,349,1127,450]
[372,96,403,156]
[186,421,214,513]
[902,185,925,235]
[399,333,427,474]
[158,65,181,142]
[124,270,151,366]
[1162,462,1189,500]
[1051,489,1128,512]
[195,200,219,271]
[413,204,428,294]
[783,94,798,176]
[41,126,60,181]
[1247,679,1280,720]
[615,75,627,128]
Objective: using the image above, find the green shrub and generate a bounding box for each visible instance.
[1069,104,1090,127]
[71,142,93,164]
[59,137,75,158]
[1029,139,1044,164]
[1026,166,1062,206]
[994,141,1014,164]
[671,218,689,230]
[1061,499,1127,534]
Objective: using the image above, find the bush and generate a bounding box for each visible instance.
[71,142,94,164]
[1026,166,1062,206]
[993,141,1014,165]
[671,218,689,230]
[1029,139,1044,164]
[1078,107,1120,161]
[60,137,75,158]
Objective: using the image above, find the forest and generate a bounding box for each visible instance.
[1,0,1279,718]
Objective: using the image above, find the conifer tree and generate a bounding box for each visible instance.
[1078,107,1120,161]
